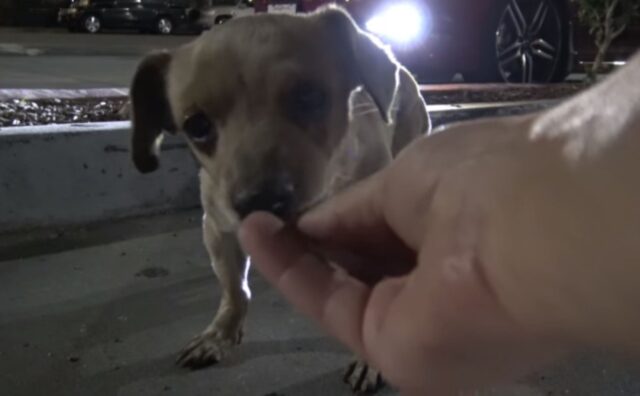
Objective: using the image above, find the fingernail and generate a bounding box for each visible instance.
[238,212,284,250]
[297,206,329,237]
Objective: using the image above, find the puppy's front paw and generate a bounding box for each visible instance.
[176,328,242,369]
[344,359,384,394]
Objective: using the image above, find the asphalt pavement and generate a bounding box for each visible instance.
[3,210,640,396]
[0,28,588,90]
[0,28,192,89]
[0,27,192,56]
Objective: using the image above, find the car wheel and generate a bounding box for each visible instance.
[83,15,101,34]
[469,0,571,83]
[215,16,232,25]
[156,17,173,35]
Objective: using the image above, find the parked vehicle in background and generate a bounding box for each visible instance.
[58,0,198,34]
[255,0,640,83]
[254,0,344,14]
[12,0,68,27]
[197,0,255,26]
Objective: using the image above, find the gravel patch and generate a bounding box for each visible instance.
[0,83,587,129]
[423,83,586,105]
[0,97,128,128]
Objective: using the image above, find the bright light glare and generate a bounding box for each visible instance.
[365,3,425,45]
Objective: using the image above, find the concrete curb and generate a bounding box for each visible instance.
[429,99,559,128]
[0,99,559,234]
[0,121,200,234]
[0,88,129,100]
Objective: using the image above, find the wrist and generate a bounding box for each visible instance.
[484,119,640,353]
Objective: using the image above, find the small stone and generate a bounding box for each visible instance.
[163,385,171,391]
[68,356,80,363]
[23,342,30,348]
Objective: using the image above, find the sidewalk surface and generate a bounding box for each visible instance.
[2,211,640,396]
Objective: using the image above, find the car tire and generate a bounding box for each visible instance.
[467,0,572,83]
[215,15,232,25]
[156,16,174,35]
[82,14,101,34]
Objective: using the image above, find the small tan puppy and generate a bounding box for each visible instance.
[130,6,430,392]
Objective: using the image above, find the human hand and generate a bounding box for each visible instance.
[239,106,640,394]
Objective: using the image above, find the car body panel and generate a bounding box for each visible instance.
[58,0,193,32]
[255,0,639,80]
[201,0,255,23]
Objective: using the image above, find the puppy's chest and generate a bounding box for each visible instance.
[328,103,396,191]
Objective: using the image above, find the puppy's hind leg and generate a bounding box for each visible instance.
[177,216,250,369]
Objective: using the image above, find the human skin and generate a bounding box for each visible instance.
[239,52,640,395]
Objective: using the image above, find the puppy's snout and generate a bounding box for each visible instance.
[233,179,295,220]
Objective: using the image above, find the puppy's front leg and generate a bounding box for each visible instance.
[177,215,249,368]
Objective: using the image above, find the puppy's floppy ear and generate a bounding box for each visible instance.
[317,6,399,123]
[130,51,176,174]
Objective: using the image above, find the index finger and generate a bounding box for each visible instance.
[239,212,371,356]
[298,172,414,264]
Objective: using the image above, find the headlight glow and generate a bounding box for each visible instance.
[365,3,428,46]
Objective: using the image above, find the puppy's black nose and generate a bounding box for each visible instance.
[232,180,295,220]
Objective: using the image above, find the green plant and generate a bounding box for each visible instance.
[572,0,639,80]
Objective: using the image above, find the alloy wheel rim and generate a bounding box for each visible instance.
[158,19,172,34]
[85,16,100,33]
[495,0,562,83]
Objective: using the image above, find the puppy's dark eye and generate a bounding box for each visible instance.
[287,82,328,124]
[183,111,214,143]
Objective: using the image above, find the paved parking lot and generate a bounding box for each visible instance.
[2,211,640,396]
[0,28,590,89]
[0,28,191,89]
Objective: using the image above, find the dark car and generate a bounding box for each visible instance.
[11,0,69,27]
[58,0,198,34]
[255,0,640,83]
